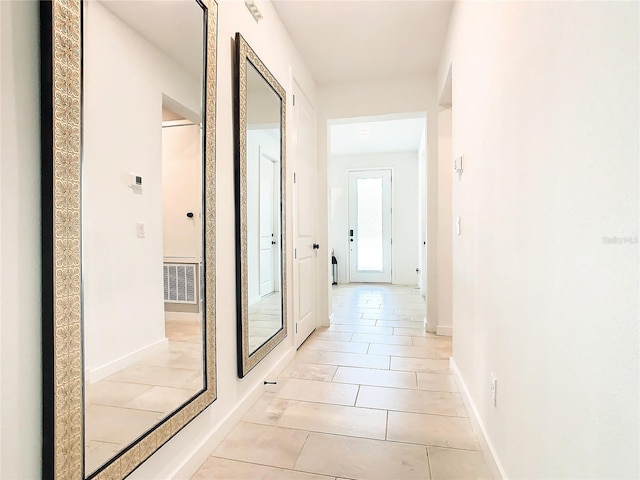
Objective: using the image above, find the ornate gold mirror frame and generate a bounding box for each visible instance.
[234,33,287,377]
[39,1,217,478]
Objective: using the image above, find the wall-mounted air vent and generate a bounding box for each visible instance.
[163,263,197,304]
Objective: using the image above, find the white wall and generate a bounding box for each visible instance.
[436,108,452,335]
[0,1,41,477]
[83,1,202,376]
[0,0,316,478]
[438,2,639,478]
[131,0,317,476]
[318,77,437,325]
[328,152,419,286]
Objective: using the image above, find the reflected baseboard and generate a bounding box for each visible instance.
[436,325,453,336]
[85,337,169,384]
[165,311,202,322]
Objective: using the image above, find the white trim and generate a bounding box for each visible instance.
[169,347,296,479]
[436,325,452,336]
[450,357,507,480]
[164,312,201,322]
[86,338,168,384]
[425,316,437,334]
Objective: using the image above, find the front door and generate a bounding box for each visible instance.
[348,169,392,283]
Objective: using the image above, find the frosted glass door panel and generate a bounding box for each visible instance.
[356,178,383,271]
[348,169,392,283]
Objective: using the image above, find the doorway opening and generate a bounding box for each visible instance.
[327,113,426,287]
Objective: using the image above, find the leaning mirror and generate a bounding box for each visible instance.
[234,33,287,377]
[40,0,217,478]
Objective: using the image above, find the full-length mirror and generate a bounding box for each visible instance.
[234,33,287,377]
[40,1,217,478]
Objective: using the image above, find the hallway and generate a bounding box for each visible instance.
[192,285,492,479]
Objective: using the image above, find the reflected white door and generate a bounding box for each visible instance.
[162,123,202,260]
[293,82,317,348]
[348,169,392,283]
[259,153,275,296]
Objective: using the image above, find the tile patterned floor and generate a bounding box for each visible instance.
[249,291,283,351]
[193,284,493,480]
[85,318,203,474]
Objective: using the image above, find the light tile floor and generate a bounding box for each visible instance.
[193,284,493,480]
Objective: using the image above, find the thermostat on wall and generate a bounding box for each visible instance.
[129,173,143,188]
[454,155,463,174]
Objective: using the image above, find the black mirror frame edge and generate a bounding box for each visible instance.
[39,1,218,478]
[233,32,288,378]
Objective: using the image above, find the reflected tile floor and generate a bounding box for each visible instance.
[249,292,283,351]
[193,284,493,480]
[85,318,203,475]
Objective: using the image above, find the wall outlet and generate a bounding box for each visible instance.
[490,373,497,407]
[136,222,145,238]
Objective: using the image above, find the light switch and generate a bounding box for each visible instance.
[456,217,461,236]
[136,223,145,238]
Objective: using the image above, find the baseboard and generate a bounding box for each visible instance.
[170,347,297,479]
[450,357,507,480]
[436,325,452,336]
[164,311,201,322]
[86,338,168,384]
[425,319,437,334]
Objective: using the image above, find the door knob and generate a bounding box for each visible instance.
[272,241,276,245]
[313,243,320,250]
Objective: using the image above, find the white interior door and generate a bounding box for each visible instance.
[259,153,275,296]
[348,169,392,283]
[161,123,202,261]
[293,82,317,348]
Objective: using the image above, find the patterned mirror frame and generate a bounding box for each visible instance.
[39,0,217,478]
[234,33,287,378]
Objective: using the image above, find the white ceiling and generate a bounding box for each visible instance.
[330,115,425,156]
[271,0,454,85]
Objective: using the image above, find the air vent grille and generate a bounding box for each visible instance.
[163,263,197,304]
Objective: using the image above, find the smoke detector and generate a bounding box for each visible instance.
[245,0,263,22]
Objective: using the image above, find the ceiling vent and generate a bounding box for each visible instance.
[245,0,263,22]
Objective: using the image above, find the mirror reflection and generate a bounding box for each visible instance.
[235,33,287,377]
[246,62,283,354]
[81,0,205,475]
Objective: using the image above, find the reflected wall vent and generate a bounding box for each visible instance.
[163,263,197,304]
